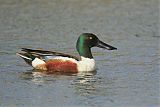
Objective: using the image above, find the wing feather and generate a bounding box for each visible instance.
[21,48,80,61]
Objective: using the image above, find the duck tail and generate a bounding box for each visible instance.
[16,52,46,68]
[16,52,35,66]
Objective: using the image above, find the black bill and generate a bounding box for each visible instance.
[97,40,117,50]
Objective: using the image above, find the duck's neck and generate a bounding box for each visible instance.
[78,47,93,59]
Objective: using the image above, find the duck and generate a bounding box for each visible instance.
[17,33,117,74]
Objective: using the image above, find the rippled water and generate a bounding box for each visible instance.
[0,0,159,107]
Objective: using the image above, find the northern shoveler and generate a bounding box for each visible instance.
[17,33,117,74]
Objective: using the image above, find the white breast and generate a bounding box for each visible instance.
[77,56,96,72]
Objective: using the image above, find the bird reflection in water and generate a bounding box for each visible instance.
[73,71,97,96]
[20,70,98,96]
[20,70,58,85]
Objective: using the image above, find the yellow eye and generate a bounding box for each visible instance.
[89,37,92,39]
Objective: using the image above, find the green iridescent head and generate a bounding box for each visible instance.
[76,33,117,58]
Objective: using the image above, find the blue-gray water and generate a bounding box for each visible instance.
[0,0,159,107]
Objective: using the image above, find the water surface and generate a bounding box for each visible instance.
[0,0,159,107]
